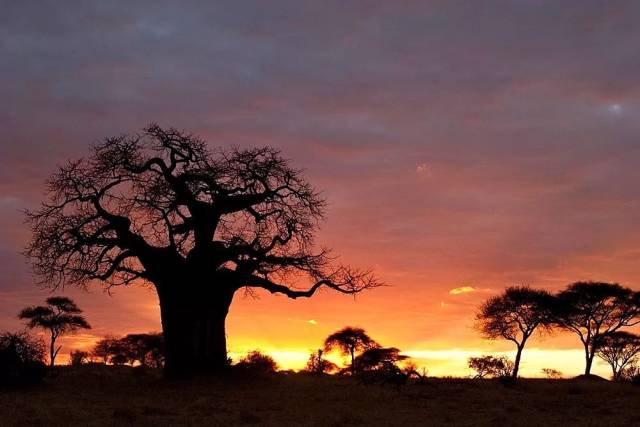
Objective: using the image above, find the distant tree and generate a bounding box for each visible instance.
[305,349,337,375]
[25,125,379,377]
[235,350,278,374]
[476,286,555,378]
[107,338,133,366]
[18,297,91,367]
[541,368,563,379]
[554,282,640,375]
[122,333,164,368]
[92,336,117,364]
[620,362,640,382]
[595,331,640,381]
[0,331,47,385]
[468,355,514,379]
[69,350,89,366]
[324,327,378,375]
[354,347,408,373]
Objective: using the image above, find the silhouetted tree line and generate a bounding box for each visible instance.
[473,281,640,381]
[91,333,164,368]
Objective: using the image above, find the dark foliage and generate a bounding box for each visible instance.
[91,333,164,368]
[69,350,89,366]
[0,331,47,386]
[18,297,90,367]
[468,355,514,379]
[324,327,378,375]
[596,331,640,381]
[476,286,555,378]
[305,349,337,375]
[234,350,278,375]
[554,282,640,375]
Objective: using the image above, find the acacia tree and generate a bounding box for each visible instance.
[18,297,90,367]
[324,327,377,374]
[554,282,640,375]
[475,286,555,378]
[25,125,379,377]
[596,331,640,381]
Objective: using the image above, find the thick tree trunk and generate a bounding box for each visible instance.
[512,345,523,378]
[157,284,235,378]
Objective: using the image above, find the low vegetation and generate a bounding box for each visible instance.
[1,366,640,426]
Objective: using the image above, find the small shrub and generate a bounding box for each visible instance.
[468,355,514,378]
[541,368,563,379]
[235,350,278,375]
[69,350,89,366]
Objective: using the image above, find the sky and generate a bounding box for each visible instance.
[2,0,640,377]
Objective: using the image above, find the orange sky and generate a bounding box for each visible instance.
[3,1,640,378]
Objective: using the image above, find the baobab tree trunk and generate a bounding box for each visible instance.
[157,284,235,378]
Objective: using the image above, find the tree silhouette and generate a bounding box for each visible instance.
[324,327,377,375]
[305,349,337,375]
[122,333,164,368]
[18,297,90,367]
[554,282,640,375]
[468,355,514,379]
[475,286,555,378]
[0,331,47,385]
[25,125,379,377]
[353,347,407,372]
[69,350,89,366]
[92,336,118,364]
[91,333,164,367]
[235,350,278,374]
[595,331,640,381]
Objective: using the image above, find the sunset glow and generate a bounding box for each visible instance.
[2,1,640,381]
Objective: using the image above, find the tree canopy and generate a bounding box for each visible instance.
[554,282,640,375]
[476,286,555,377]
[324,327,378,374]
[18,297,90,367]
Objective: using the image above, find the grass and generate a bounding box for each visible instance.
[1,366,640,426]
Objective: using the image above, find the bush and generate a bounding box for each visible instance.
[69,350,89,366]
[541,368,563,379]
[0,331,47,386]
[235,350,278,375]
[468,355,514,378]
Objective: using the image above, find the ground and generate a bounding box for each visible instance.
[1,366,639,426]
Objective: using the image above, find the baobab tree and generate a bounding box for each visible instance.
[25,125,379,377]
[18,297,90,367]
[596,331,640,381]
[324,327,377,374]
[475,286,555,378]
[554,282,640,375]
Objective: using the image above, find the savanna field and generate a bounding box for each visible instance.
[1,366,640,427]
